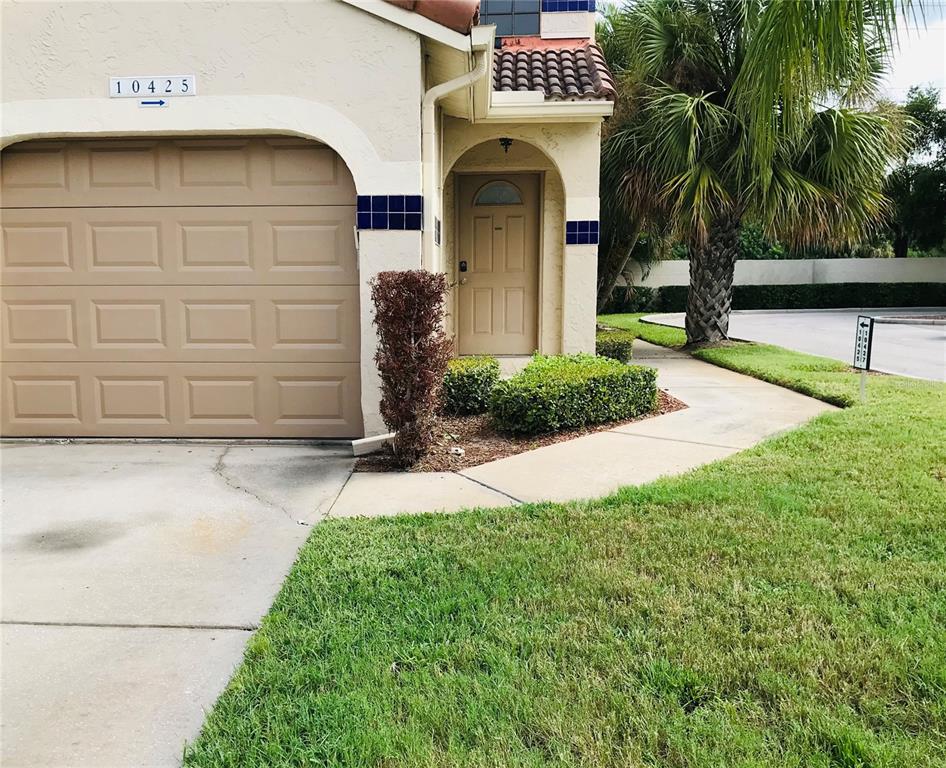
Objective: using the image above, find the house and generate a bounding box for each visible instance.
[0,0,615,440]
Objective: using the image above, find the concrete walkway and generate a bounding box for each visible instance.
[329,341,835,516]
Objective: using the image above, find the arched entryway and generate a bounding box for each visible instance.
[443,138,566,356]
[0,136,363,437]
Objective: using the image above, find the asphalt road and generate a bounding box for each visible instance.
[647,308,946,381]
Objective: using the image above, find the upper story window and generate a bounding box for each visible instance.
[480,0,540,37]
[474,181,523,206]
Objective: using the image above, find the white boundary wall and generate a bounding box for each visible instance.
[624,258,946,287]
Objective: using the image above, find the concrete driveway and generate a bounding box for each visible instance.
[647,308,946,381]
[1,442,354,768]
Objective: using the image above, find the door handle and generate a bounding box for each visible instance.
[459,278,468,285]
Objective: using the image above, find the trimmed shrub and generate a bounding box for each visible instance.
[595,330,635,362]
[443,356,500,415]
[490,354,658,435]
[731,282,946,309]
[371,270,452,467]
[602,281,946,313]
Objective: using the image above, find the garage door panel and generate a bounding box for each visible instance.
[1,137,363,439]
[0,137,362,438]
[4,298,80,349]
[2,363,362,438]
[1,138,356,208]
[1,207,357,285]
[0,141,70,192]
[3,285,359,363]
[1,219,75,271]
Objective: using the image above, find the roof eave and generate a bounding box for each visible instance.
[338,0,472,51]
[481,99,614,123]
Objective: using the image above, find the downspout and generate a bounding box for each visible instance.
[421,48,489,268]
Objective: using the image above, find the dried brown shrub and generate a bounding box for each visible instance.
[371,270,452,467]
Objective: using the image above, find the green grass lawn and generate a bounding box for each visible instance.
[601,313,867,406]
[185,317,946,768]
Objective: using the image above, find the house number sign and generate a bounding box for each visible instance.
[109,75,197,101]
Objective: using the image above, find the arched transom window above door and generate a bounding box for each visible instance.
[474,180,523,206]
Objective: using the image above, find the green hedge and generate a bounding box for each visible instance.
[443,356,500,415]
[604,282,946,313]
[490,354,657,435]
[595,330,635,362]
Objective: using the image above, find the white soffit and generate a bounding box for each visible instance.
[433,26,495,119]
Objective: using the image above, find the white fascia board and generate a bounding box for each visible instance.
[471,25,497,120]
[470,24,495,52]
[339,0,471,51]
[491,90,546,105]
[482,100,614,123]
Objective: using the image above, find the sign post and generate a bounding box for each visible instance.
[853,315,874,402]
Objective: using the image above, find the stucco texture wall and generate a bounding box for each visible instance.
[1,0,423,190]
[442,119,601,216]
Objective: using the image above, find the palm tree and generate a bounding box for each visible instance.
[600,0,914,343]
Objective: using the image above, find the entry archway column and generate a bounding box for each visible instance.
[562,194,600,354]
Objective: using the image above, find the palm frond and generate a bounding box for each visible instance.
[755,105,912,248]
[730,0,913,177]
[597,0,916,289]
[664,163,732,244]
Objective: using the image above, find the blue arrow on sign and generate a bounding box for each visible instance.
[139,99,167,107]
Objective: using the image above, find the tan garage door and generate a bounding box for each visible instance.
[1,137,363,438]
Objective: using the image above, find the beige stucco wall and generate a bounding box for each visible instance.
[1,0,423,181]
[442,119,602,216]
[441,117,600,354]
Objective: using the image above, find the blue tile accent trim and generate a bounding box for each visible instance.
[542,0,595,11]
[356,195,423,230]
[566,220,599,245]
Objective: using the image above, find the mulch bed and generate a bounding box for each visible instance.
[355,389,688,473]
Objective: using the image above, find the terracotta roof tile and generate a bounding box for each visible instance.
[493,39,616,102]
[382,0,480,34]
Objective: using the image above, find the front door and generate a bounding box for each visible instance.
[457,174,540,355]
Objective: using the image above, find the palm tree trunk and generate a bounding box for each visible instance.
[685,216,739,345]
[595,225,642,313]
[892,229,909,259]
